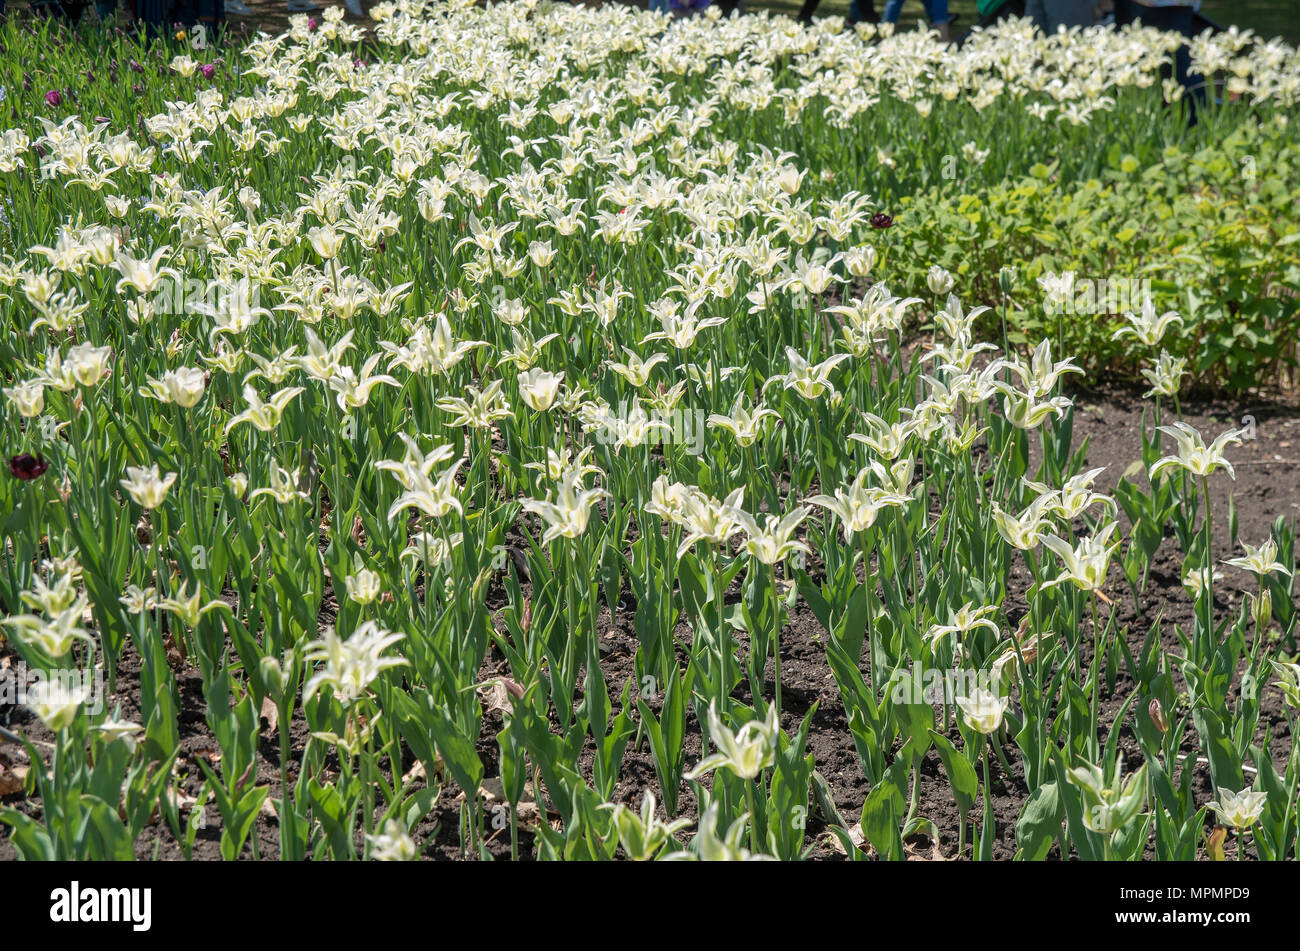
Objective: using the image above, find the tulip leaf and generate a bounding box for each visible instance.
[861,754,909,861]
[1192,705,1245,794]
[930,730,977,814]
[1014,781,1062,861]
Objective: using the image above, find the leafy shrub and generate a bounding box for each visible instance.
[892,117,1300,392]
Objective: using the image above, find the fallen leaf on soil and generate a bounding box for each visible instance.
[189,747,222,765]
[165,787,198,814]
[459,778,547,829]
[903,837,949,861]
[260,694,279,737]
[477,677,524,716]
[826,821,866,856]
[472,776,536,804]
[402,756,444,785]
[505,801,543,827]
[0,763,29,797]
[163,633,187,670]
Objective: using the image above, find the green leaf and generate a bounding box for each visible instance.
[1015,782,1063,861]
[1192,706,1245,794]
[929,730,978,817]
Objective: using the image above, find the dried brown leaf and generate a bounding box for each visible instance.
[0,763,28,797]
[260,694,279,737]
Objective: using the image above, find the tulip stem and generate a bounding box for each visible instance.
[980,741,993,860]
[745,776,762,855]
[509,801,519,863]
[1089,591,1102,761]
[1199,475,1214,660]
[858,529,875,699]
[770,560,782,724]
[903,762,921,832]
[993,734,1015,777]
[713,544,729,712]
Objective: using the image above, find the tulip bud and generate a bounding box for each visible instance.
[926,265,954,296]
[998,265,1018,294]
[345,568,383,606]
[1148,698,1168,734]
[1206,826,1227,862]
[1251,589,1272,631]
[260,655,287,698]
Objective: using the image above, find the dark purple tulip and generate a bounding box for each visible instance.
[870,212,894,230]
[130,59,144,73]
[45,89,63,107]
[200,64,215,79]
[9,454,49,481]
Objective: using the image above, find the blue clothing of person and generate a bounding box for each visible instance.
[847,0,877,23]
[649,0,669,12]
[880,0,950,23]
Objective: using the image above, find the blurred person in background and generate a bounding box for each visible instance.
[1026,0,1100,31]
[847,0,877,25]
[1113,0,1205,123]
[670,0,709,17]
[798,0,876,26]
[881,0,956,40]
